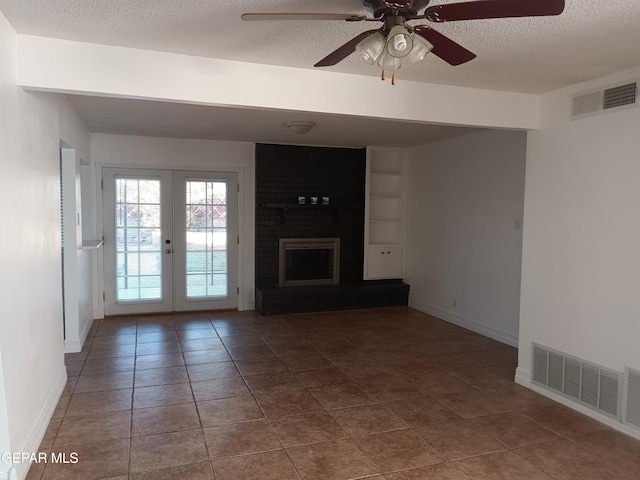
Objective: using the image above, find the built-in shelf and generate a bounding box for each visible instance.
[364,148,406,279]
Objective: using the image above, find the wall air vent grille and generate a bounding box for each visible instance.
[572,91,602,118]
[603,83,637,110]
[623,367,640,431]
[531,343,622,420]
[571,80,638,120]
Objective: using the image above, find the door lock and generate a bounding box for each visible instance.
[164,249,173,254]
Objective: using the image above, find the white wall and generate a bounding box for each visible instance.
[405,129,527,346]
[519,67,640,378]
[90,133,256,311]
[0,11,90,480]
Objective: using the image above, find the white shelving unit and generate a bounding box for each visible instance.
[364,147,406,279]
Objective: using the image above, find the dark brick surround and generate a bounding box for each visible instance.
[255,143,366,288]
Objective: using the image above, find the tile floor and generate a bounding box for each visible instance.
[28,307,640,480]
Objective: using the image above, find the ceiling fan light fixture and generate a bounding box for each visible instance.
[377,52,402,71]
[286,121,316,134]
[407,34,434,64]
[386,25,413,59]
[356,32,385,65]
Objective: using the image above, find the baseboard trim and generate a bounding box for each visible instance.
[514,367,532,386]
[64,317,95,354]
[409,297,518,348]
[14,366,67,480]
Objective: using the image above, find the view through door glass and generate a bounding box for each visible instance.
[185,179,228,298]
[115,177,163,301]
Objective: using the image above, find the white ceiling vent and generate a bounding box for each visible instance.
[571,81,638,120]
[623,367,640,432]
[532,343,622,420]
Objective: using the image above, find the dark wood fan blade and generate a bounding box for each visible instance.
[314,29,381,67]
[425,0,564,22]
[241,13,368,22]
[413,26,476,66]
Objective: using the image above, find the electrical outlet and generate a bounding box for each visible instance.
[513,217,522,230]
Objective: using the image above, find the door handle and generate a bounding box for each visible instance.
[164,249,173,254]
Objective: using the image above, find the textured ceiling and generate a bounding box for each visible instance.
[1,0,639,143]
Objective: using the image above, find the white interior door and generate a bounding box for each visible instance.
[103,168,238,315]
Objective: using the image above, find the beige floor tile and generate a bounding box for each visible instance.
[133,366,189,388]
[74,371,134,393]
[180,337,225,351]
[294,367,354,388]
[308,382,378,410]
[385,463,469,480]
[270,412,347,447]
[132,402,200,436]
[212,449,300,480]
[433,390,510,419]
[65,389,132,417]
[518,439,637,480]
[244,372,305,394]
[55,411,131,446]
[279,352,335,371]
[183,348,232,365]
[134,341,181,356]
[470,412,560,448]
[191,377,250,401]
[521,403,612,437]
[203,419,281,459]
[287,438,379,480]
[256,389,324,418]
[41,439,130,480]
[186,362,241,382]
[129,429,208,474]
[87,343,137,360]
[129,462,215,480]
[353,429,445,473]
[454,451,554,479]
[135,352,185,370]
[416,420,507,461]
[197,395,264,427]
[234,357,290,376]
[133,382,193,409]
[568,429,640,476]
[329,404,407,436]
[385,397,462,428]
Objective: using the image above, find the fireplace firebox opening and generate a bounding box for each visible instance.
[278,238,340,287]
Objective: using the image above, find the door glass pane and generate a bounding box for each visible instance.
[185,180,228,298]
[115,178,162,301]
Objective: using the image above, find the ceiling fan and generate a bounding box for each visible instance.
[242,0,565,84]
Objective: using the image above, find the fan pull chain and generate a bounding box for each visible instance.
[381,70,398,85]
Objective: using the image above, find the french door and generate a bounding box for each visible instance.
[103,168,238,315]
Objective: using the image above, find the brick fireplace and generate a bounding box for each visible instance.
[254,143,409,315]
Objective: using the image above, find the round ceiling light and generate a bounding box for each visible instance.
[287,121,316,134]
